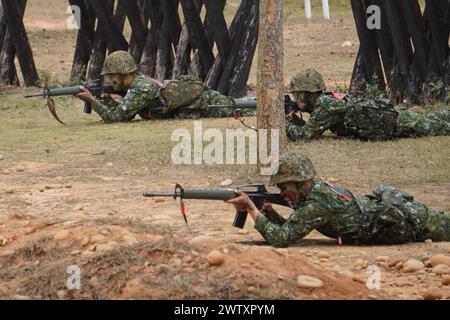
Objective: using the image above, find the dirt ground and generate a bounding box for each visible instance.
[0,0,449,300]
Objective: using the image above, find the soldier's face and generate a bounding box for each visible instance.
[293,92,305,104]
[104,74,123,91]
[278,182,301,204]
[105,74,135,91]
[278,180,313,205]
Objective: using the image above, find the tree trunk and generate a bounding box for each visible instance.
[155,0,177,81]
[204,0,251,90]
[87,0,114,81]
[204,0,230,69]
[228,0,259,98]
[1,0,38,86]
[257,0,287,169]
[180,0,214,79]
[89,0,128,52]
[69,0,95,82]
[349,48,367,95]
[139,0,162,77]
[120,0,148,62]
[0,2,7,50]
[0,0,25,85]
[350,0,384,89]
[171,23,191,79]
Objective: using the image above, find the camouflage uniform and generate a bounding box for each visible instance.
[254,154,449,247]
[286,95,450,141]
[91,74,161,123]
[90,52,247,122]
[286,70,450,141]
[157,76,241,119]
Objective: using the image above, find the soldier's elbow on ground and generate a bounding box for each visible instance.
[263,235,293,248]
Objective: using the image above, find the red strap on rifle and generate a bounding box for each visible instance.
[175,184,191,233]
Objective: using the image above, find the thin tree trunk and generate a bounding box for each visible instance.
[139,0,162,77]
[69,0,95,82]
[1,0,38,86]
[228,0,259,98]
[257,0,287,167]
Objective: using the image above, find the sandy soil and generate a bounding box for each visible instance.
[0,162,449,300]
[0,0,449,300]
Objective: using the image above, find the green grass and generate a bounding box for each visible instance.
[1,90,449,195]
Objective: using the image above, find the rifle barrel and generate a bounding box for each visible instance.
[144,189,237,201]
[143,192,176,197]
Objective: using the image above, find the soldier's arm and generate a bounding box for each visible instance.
[203,89,232,105]
[254,200,328,247]
[287,96,347,141]
[261,208,287,225]
[91,83,161,123]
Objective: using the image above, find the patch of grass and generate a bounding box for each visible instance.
[1,93,449,195]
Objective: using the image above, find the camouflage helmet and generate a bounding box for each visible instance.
[289,69,326,93]
[271,153,316,185]
[101,51,138,76]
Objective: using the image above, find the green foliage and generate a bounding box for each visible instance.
[35,70,53,88]
[333,84,349,94]
[429,80,445,97]
[363,74,385,99]
[66,66,87,87]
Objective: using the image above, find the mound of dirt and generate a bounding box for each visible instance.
[0,214,386,300]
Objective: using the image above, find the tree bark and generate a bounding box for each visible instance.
[228,0,259,98]
[120,0,148,61]
[204,0,251,90]
[349,49,367,95]
[204,0,230,67]
[89,0,128,52]
[171,23,191,79]
[69,0,95,82]
[257,0,287,166]
[1,0,38,86]
[87,0,114,81]
[0,2,7,50]
[139,0,162,77]
[0,0,25,85]
[349,0,384,89]
[180,0,214,78]
[155,0,178,81]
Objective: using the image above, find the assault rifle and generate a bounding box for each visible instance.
[209,95,299,115]
[24,80,125,125]
[143,184,292,230]
[208,95,300,130]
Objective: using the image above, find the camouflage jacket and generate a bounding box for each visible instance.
[286,95,450,141]
[254,181,449,247]
[158,78,239,119]
[91,74,246,121]
[91,74,161,123]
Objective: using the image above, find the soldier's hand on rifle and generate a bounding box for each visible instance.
[226,191,259,221]
[261,202,275,215]
[76,86,96,104]
[286,110,296,122]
